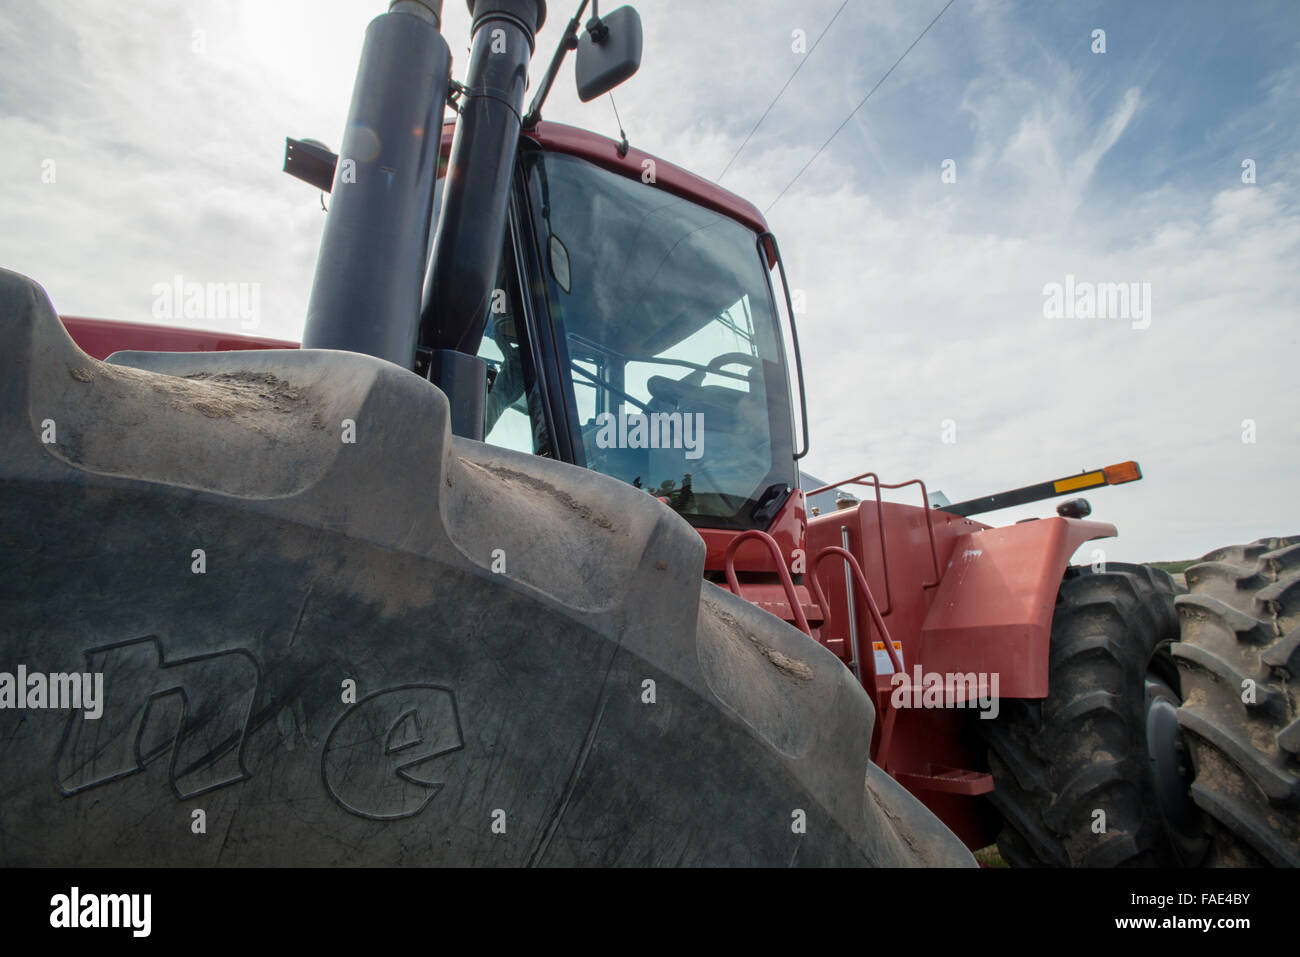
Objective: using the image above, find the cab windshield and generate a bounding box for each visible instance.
[524,150,797,529]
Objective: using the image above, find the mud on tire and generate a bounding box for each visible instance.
[982,563,1207,867]
[1173,536,1300,867]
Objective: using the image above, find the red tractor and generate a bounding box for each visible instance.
[3,0,1295,867]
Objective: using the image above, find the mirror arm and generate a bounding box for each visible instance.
[523,0,590,129]
[585,4,609,43]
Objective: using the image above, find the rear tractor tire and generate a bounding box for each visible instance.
[1173,536,1300,867]
[982,563,1209,867]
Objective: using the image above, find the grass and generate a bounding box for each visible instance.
[973,845,1007,867]
[1149,560,1198,574]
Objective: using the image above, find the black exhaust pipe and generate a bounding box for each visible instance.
[419,0,546,438]
[301,1,451,368]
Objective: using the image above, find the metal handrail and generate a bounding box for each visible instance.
[805,546,903,676]
[807,473,943,610]
[806,544,906,769]
[722,530,812,637]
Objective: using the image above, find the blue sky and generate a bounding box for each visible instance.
[1,0,1297,561]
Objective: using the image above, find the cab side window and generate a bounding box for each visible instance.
[476,240,552,458]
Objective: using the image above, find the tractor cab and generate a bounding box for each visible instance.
[466,131,803,536]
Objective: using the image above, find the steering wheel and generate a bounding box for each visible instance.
[705,352,762,378]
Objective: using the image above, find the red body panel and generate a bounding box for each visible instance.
[809,504,1116,697]
[724,579,824,629]
[920,516,1116,698]
[808,503,986,671]
[700,489,806,574]
[62,316,297,360]
[524,122,771,236]
[807,498,1117,849]
[882,708,1003,850]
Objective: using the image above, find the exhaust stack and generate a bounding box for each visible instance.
[419,0,547,438]
[301,1,451,368]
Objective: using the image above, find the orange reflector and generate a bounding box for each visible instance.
[1054,471,1104,494]
[1103,460,1142,485]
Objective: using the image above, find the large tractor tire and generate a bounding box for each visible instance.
[1173,536,1300,867]
[982,563,1208,866]
[0,269,972,867]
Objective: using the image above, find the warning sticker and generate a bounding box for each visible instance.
[871,640,904,675]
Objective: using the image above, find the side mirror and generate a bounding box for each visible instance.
[575,6,642,102]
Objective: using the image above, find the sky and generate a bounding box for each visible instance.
[1,0,1297,562]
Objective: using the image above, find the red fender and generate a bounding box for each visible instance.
[918,516,1116,698]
